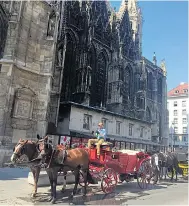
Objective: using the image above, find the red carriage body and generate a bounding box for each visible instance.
[80,144,154,194]
[88,145,150,173]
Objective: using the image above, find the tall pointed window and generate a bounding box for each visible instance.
[0,5,8,59]
[125,67,132,101]
[61,33,77,101]
[95,52,106,107]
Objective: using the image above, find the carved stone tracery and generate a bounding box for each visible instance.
[47,11,56,38]
[11,87,36,130]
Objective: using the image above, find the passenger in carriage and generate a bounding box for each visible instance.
[88,122,107,158]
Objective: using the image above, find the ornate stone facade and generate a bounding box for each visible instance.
[0,0,169,152]
[0,1,59,147]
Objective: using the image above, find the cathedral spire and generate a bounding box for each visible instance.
[160,59,167,76]
[117,0,128,19]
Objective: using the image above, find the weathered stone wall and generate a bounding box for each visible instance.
[0,1,59,148]
[0,147,13,167]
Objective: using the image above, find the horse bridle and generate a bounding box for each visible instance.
[13,140,39,160]
[13,140,29,159]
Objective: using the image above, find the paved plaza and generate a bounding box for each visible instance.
[0,168,188,205]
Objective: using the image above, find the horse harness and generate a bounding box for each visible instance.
[47,147,68,168]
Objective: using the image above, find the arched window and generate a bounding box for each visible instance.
[0,5,8,59]
[157,78,163,103]
[146,107,151,122]
[157,78,162,94]
[147,72,153,91]
[95,52,106,107]
[125,67,132,100]
[147,72,153,99]
[119,67,124,81]
[61,33,77,101]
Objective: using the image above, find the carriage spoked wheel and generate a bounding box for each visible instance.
[101,168,118,193]
[137,159,152,189]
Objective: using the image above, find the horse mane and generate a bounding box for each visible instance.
[18,139,37,145]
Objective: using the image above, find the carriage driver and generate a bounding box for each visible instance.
[88,122,107,158]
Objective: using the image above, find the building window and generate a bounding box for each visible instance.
[116,121,121,135]
[173,110,177,116]
[140,127,144,138]
[182,136,187,142]
[175,90,179,93]
[174,127,178,134]
[182,118,187,124]
[183,89,188,93]
[182,101,186,107]
[101,118,108,132]
[83,114,91,130]
[183,127,187,134]
[182,109,186,115]
[173,101,177,107]
[173,118,178,124]
[129,123,133,136]
[126,142,130,149]
[174,136,178,142]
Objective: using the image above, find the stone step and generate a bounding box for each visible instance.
[28,170,75,187]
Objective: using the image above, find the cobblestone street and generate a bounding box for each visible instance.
[0,168,188,205]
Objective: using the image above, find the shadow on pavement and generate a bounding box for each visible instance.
[16,177,188,205]
[0,168,30,180]
[18,181,168,205]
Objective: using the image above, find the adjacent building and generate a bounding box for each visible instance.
[167,82,188,151]
[0,0,169,165]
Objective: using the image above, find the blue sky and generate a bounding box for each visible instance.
[110,1,188,91]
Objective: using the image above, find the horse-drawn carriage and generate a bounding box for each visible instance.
[79,142,157,193]
[10,137,158,204]
[167,152,188,178]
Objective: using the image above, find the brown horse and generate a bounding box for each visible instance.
[35,135,94,204]
[11,139,41,197]
[10,138,68,198]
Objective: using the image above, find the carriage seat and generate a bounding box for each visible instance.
[118,149,139,155]
[92,141,113,148]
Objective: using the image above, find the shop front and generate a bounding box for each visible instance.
[56,132,159,152]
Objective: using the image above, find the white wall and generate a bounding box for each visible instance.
[69,106,152,141]
[167,95,188,134]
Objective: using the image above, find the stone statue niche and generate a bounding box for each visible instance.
[47,11,56,38]
[57,48,63,67]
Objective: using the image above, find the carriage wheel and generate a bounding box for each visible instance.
[101,168,117,194]
[137,159,152,189]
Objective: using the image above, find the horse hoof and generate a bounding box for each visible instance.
[31,193,36,198]
[51,198,56,204]
[48,197,53,202]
